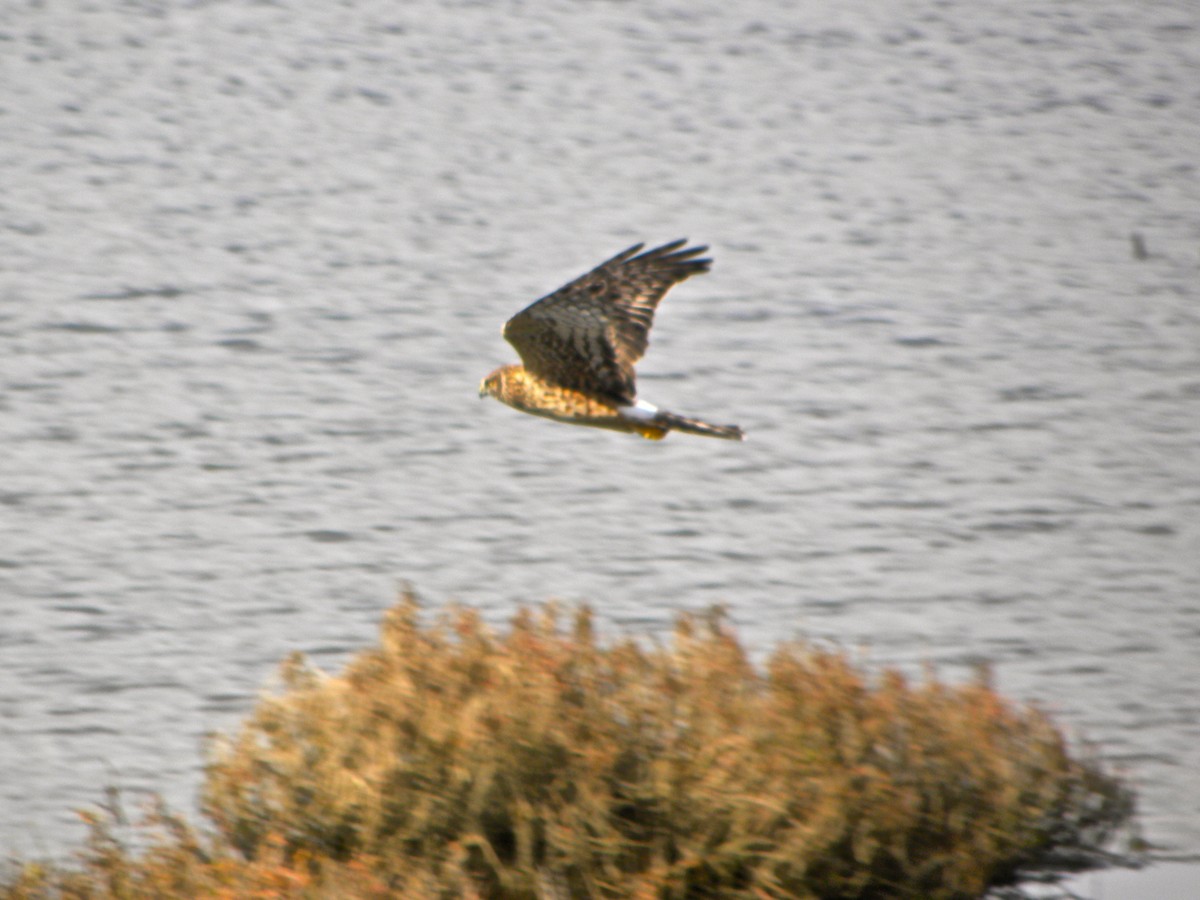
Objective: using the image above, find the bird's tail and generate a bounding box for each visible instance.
[655,411,745,441]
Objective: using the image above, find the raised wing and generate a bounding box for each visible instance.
[502,240,711,405]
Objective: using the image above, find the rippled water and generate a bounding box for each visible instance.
[2,0,1198,865]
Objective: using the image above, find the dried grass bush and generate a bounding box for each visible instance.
[3,592,1134,899]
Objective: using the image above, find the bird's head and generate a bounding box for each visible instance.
[479,367,505,400]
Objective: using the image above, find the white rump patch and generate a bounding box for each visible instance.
[620,399,659,421]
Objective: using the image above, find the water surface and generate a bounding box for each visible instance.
[2,0,1198,861]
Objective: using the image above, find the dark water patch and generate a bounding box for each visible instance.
[177,569,220,583]
[81,286,187,301]
[0,627,34,648]
[307,643,361,658]
[261,432,308,446]
[51,604,107,616]
[6,220,46,236]
[660,527,702,538]
[40,322,123,334]
[839,314,897,326]
[123,679,190,692]
[982,635,1043,650]
[1111,642,1160,656]
[271,451,330,464]
[855,498,948,510]
[160,422,212,439]
[850,544,891,554]
[317,425,400,439]
[215,338,263,351]
[801,404,854,419]
[55,624,127,641]
[4,381,61,393]
[1042,664,1110,676]
[304,530,356,543]
[116,460,177,473]
[70,681,127,705]
[963,420,1047,433]
[724,496,769,511]
[238,603,303,617]
[300,349,364,365]
[1133,524,1176,536]
[200,696,254,715]
[976,593,1031,606]
[42,724,121,737]
[894,335,947,347]
[998,384,1085,402]
[806,598,850,613]
[717,549,763,563]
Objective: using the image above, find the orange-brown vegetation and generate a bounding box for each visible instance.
[3,593,1134,898]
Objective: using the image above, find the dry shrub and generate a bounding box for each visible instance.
[3,592,1133,899]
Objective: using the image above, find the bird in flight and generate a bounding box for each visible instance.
[479,240,744,441]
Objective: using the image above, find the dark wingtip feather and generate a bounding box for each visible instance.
[600,242,646,268]
[630,239,712,274]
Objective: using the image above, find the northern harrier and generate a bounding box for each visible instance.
[479,240,744,441]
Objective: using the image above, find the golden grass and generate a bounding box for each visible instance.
[3,592,1134,898]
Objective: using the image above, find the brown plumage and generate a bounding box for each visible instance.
[479,240,744,441]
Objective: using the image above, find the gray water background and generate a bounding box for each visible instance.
[2,0,1198,864]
